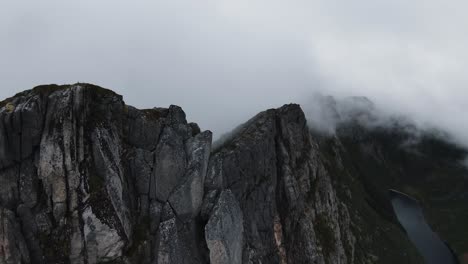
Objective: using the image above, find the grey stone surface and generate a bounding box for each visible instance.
[204,104,353,264]
[169,131,212,220]
[153,126,187,202]
[2,84,459,264]
[0,207,30,264]
[205,190,243,264]
[0,84,212,263]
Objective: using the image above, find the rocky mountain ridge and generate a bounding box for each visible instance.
[0,84,466,263]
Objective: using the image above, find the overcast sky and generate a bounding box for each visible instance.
[1,0,467,145]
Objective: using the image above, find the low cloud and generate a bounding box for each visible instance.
[0,0,467,149]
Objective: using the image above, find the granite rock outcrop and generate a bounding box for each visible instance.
[2,84,465,263]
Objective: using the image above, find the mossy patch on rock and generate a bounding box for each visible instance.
[314,213,336,254]
[4,102,15,113]
[38,223,73,264]
[142,108,169,121]
[32,84,72,95]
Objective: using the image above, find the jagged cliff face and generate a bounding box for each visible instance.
[206,105,356,264]
[0,84,212,264]
[0,84,465,263]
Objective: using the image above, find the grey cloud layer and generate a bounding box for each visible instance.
[1,0,467,146]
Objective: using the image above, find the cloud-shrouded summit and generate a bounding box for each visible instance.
[1,0,467,146]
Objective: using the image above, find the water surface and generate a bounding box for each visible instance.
[389,189,458,264]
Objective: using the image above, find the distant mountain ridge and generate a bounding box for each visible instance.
[0,84,466,263]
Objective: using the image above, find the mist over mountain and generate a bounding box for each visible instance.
[1,84,466,263]
[2,1,468,263]
[1,1,468,149]
[303,94,466,151]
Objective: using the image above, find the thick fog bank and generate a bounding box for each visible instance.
[1,0,467,150]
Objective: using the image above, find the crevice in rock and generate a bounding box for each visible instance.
[16,99,25,207]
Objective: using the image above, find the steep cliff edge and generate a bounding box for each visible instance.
[208,103,423,264]
[1,84,464,263]
[0,84,211,264]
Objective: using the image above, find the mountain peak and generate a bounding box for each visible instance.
[0,84,465,263]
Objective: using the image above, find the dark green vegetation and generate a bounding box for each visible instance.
[316,134,425,264]
[314,213,336,254]
[321,120,468,261]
